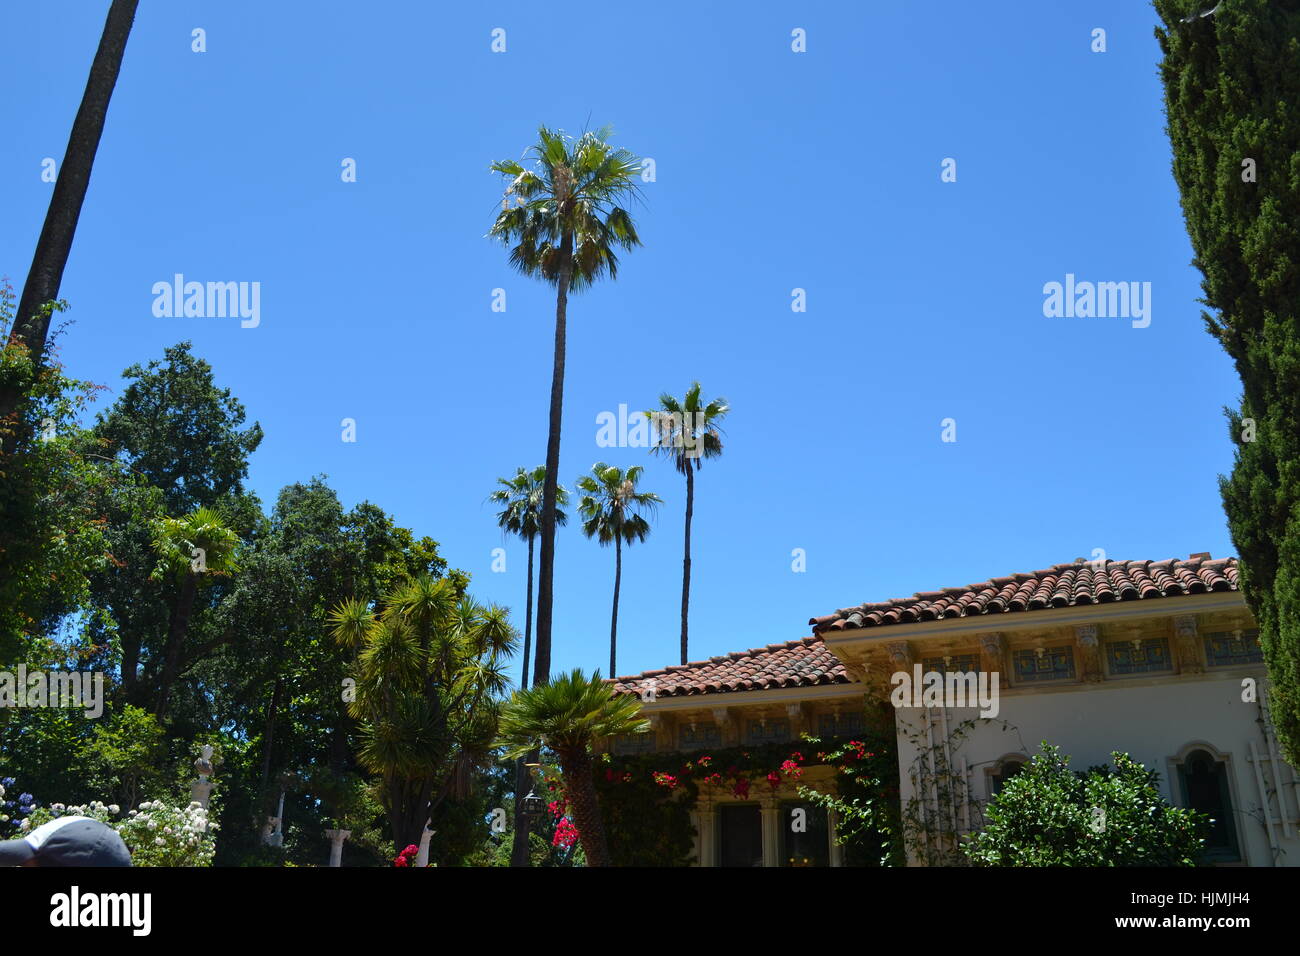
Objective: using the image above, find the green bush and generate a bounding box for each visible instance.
[965,744,1207,866]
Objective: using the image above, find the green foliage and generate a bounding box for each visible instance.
[965,743,1208,866]
[1154,0,1300,762]
[645,382,729,475]
[575,462,661,546]
[487,125,643,291]
[0,286,114,656]
[489,466,569,542]
[496,669,648,760]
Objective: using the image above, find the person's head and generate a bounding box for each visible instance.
[0,816,132,867]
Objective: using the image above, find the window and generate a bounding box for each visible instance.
[779,801,829,867]
[1012,647,1076,683]
[678,723,722,750]
[922,655,981,675]
[611,732,655,756]
[745,718,791,744]
[717,804,763,867]
[1204,629,1264,668]
[1105,637,1173,675]
[1175,749,1241,863]
[817,710,865,737]
[989,756,1028,796]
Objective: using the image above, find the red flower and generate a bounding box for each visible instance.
[552,818,580,849]
[766,771,782,791]
[732,777,751,800]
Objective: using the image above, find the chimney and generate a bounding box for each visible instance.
[1189,552,1211,561]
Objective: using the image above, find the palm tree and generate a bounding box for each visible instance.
[329,576,515,854]
[575,463,661,676]
[487,126,643,687]
[487,465,569,868]
[496,668,648,867]
[646,383,729,665]
[148,506,240,717]
[487,466,569,691]
[0,0,139,449]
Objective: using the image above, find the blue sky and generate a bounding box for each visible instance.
[1,1,1239,685]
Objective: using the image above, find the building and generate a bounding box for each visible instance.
[608,554,1300,866]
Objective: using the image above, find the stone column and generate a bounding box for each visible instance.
[688,810,702,867]
[324,829,350,867]
[697,802,716,867]
[760,799,780,868]
[828,808,844,868]
[189,744,215,831]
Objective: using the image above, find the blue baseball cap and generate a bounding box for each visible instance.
[0,816,132,867]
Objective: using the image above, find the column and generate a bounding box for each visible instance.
[760,799,780,868]
[828,809,844,868]
[414,819,434,867]
[324,829,350,867]
[697,802,716,867]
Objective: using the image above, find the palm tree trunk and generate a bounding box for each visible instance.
[610,535,622,676]
[522,534,535,691]
[259,675,284,790]
[680,464,694,665]
[533,231,573,687]
[0,0,139,449]
[509,536,537,866]
[558,747,611,867]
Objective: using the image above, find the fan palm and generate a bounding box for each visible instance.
[329,576,516,854]
[487,465,569,691]
[496,668,648,867]
[488,125,643,687]
[576,462,661,676]
[148,506,240,717]
[646,383,729,664]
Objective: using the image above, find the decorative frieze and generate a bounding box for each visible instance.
[1173,616,1205,674]
[1074,624,1104,683]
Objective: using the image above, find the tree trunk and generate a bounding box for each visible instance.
[680,464,694,665]
[0,0,139,448]
[558,746,610,867]
[522,534,534,691]
[533,231,573,688]
[259,675,284,790]
[509,535,536,866]
[610,534,622,676]
[153,572,197,717]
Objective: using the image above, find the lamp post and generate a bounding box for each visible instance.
[520,761,545,821]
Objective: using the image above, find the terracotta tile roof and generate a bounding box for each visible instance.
[809,556,1240,634]
[611,636,851,699]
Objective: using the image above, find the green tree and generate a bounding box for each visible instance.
[645,383,729,664]
[329,576,515,853]
[496,668,648,867]
[0,0,139,450]
[1154,0,1300,762]
[148,507,240,717]
[575,463,661,676]
[488,126,643,686]
[965,743,1207,866]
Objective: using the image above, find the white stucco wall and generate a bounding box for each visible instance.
[894,671,1300,866]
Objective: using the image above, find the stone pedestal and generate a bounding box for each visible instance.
[324,829,350,867]
[414,820,434,867]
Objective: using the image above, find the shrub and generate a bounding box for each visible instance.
[965,743,1207,866]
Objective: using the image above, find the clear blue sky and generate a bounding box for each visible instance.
[1,1,1239,685]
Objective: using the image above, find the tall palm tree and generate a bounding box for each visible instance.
[487,465,569,868]
[487,466,569,691]
[329,577,515,854]
[646,383,729,665]
[487,126,643,687]
[148,506,240,717]
[496,668,648,867]
[0,0,139,449]
[575,463,661,676]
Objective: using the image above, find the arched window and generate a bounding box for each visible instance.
[1174,748,1241,863]
[988,755,1028,796]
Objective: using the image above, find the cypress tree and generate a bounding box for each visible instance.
[1153,0,1300,761]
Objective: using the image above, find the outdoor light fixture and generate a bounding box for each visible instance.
[521,761,545,818]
